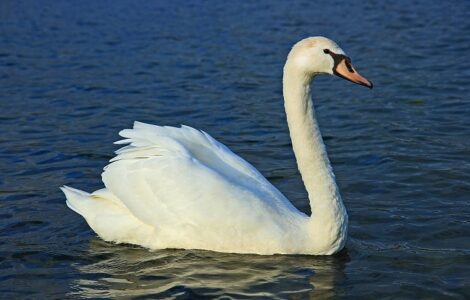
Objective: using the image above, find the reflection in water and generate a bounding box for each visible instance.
[71,239,349,299]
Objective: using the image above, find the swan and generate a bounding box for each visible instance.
[62,37,372,255]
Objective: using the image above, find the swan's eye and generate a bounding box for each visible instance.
[323,49,330,54]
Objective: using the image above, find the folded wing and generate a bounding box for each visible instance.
[101,122,304,250]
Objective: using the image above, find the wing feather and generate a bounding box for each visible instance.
[101,122,304,248]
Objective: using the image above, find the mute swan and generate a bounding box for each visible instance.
[62,37,372,255]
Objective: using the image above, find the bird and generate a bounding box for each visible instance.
[61,37,372,255]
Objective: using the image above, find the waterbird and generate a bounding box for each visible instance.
[62,37,372,255]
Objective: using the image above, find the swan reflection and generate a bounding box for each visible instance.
[70,239,349,299]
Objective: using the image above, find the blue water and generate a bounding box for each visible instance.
[1,0,469,298]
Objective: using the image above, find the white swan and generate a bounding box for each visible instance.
[62,37,372,255]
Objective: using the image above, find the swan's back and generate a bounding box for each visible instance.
[64,122,307,254]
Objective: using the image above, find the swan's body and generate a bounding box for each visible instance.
[62,37,372,255]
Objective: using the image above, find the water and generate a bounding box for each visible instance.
[1,0,469,298]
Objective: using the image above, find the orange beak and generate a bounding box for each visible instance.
[330,52,373,89]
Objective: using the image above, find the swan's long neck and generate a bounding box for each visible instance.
[283,61,346,232]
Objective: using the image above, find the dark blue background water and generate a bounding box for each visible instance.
[1,0,469,298]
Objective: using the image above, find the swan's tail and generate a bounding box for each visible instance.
[60,185,157,248]
[61,185,91,216]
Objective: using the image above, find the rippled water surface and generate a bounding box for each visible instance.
[1,0,470,298]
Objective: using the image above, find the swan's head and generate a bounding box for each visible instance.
[287,36,372,88]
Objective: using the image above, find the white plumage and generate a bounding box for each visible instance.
[64,122,308,254]
[62,37,372,255]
